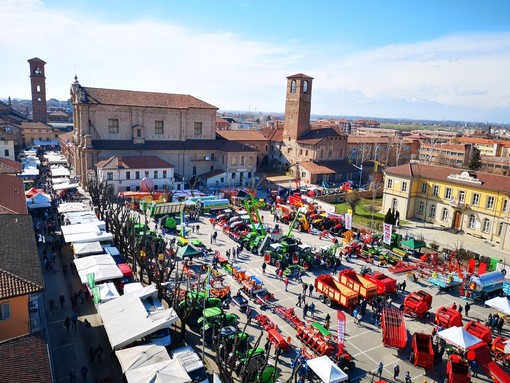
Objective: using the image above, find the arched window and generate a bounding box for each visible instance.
[468,215,475,229]
[137,129,142,138]
[303,80,308,93]
[392,198,398,211]
[482,218,490,233]
[290,80,296,93]
[441,208,449,222]
[36,85,41,92]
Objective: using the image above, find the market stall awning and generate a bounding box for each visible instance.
[115,344,171,374]
[437,326,483,350]
[177,244,202,258]
[485,296,510,315]
[400,238,426,250]
[307,356,348,383]
[124,360,190,383]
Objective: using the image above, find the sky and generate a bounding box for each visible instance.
[1,0,510,123]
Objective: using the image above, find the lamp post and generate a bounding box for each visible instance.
[351,163,363,188]
[202,269,211,363]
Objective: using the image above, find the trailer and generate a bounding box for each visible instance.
[381,307,407,349]
[410,333,434,370]
[429,272,464,291]
[435,306,463,328]
[231,293,249,312]
[446,355,471,383]
[491,336,510,367]
[466,270,507,300]
[338,269,378,300]
[315,274,359,310]
[465,321,492,346]
[403,290,433,319]
[363,271,397,295]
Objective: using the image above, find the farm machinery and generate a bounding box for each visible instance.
[338,269,378,301]
[409,333,434,370]
[402,290,433,319]
[314,274,359,310]
[466,270,507,300]
[435,306,463,328]
[360,268,398,296]
[381,307,407,349]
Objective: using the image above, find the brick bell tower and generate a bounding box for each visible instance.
[28,57,48,123]
[282,73,313,140]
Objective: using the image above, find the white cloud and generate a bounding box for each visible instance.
[1,1,509,122]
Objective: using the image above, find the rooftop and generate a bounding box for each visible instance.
[96,156,174,170]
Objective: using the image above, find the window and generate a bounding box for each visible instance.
[154,171,158,179]
[445,188,452,200]
[108,118,119,133]
[300,149,303,155]
[135,171,140,179]
[487,196,495,209]
[162,170,167,178]
[468,215,475,229]
[303,80,308,93]
[145,171,149,177]
[498,222,504,237]
[387,179,393,189]
[401,182,407,192]
[420,183,427,194]
[301,172,306,177]
[504,199,508,212]
[192,166,196,176]
[441,208,449,222]
[417,202,424,215]
[248,172,252,178]
[305,150,308,156]
[106,172,113,181]
[194,122,202,136]
[429,204,436,218]
[4,149,9,157]
[432,185,439,196]
[392,198,398,211]
[483,218,490,233]
[458,190,466,203]
[290,80,296,93]
[231,172,236,179]
[240,156,245,166]
[136,129,142,138]
[265,145,268,152]
[0,303,11,320]
[231,156,237,165]
[471,193,480,206]
[155,120,164,134]
[126,171,131,180]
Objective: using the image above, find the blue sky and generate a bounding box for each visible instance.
[2,0,510,123]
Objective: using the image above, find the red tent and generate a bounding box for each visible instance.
[25,187,45,198]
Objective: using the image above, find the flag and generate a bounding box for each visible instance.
[337,311,346,355]
[180,210,186,238]
[87,272,95,288]
[92,286,100,304]
[383,223,392,245]
[344,213,352,230]
[204,267,211,298]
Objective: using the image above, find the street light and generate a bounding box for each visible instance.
[351,163,363,188]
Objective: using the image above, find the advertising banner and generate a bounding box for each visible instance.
[383,223,393,245]
[86,272,95,288]
[337,310,346,355]
[344,213,352,230]
[92,286,100,304]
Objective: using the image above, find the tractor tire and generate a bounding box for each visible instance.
[303,261,310,270]
[326,297,333,307]
[319,294,325,303]
[275,260,281,269]
[264,254,271,264]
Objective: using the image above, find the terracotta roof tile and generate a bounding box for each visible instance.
[0,332,52,382]
[81,87,218,110]
[385,163,510,195]
[0,175,28,214]
[216,130,268,141]
[0,158,22,174]
[96,156,174,170]
[0,215,44,299]
[300,160,358,175]
[261,126,284,142]
[297,127,345,145]
[287,73,314,79]
[20,121,52,130]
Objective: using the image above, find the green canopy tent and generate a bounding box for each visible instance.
[177,244,202,259]
[400,238,426,254]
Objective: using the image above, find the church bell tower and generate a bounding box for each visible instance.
[282,73,313,140]
[28,57,48,123]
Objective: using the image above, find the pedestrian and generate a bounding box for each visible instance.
[192,225,195,233]
[69,369,77,383]
[301,292,307,305]
[356,311,363,326]
[451,302,457,311]
[89,347,96,364]
[62,262,67,275]
[401,280,406,292]
[196,224,200,233]
[296,294,302,308]
[308,283,314,297]
[210,233,213,244]
[377,361,384,378]
[59,294,66,308]
[64,316,71,332]
[84,318,91,336]
[497,316,504,334]
[296,269,303,283]
[393,361,400,380]
[49,298,56,313]
[262,262,267,274]
[309,302,316,319]
[80,365,88,381]
[324,313,331,329]
[471,360,478,377]
[465,302,471,317]
[353,308,359,325]
[303,303,309,318]
[226,249,231,260]
[213,231,218,243]
[404,371,412,383]
[71,313,78,331]
[302,282,308,295]
[278,268,284,281]
[284,277,289,292]
[96,344,104,361]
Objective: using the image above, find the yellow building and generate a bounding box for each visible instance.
[382,163,510,251]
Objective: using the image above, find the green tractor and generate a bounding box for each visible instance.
[215,325,251,363]
[243,232,266,254]
[234,347,279,383]
[293,243,316,270]
[179,291,222,327]
[197,307,239,343]
[263,243,291,270]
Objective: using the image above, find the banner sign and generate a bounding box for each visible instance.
[383,223,393,245]
[86,272,95,288]
[344,213,352,230]
[92,286,100,304]
[337,310,346,355]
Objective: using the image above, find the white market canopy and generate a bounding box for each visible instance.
[97,282,120,303]
[437,326,483,350]
[44,154,68,164]
[73,254,123,283]
[64,231,113,244]
[73,241,103,256]
[63,212,101,225]
[124,360,191,383]
[51,167,71,177]
[115,344,171,374]
[21,168,40,177]
[97,292,179,350]
[53,182,79,191]
[485,296,510,315]
[57,203,88,213]
[307,356,348,383]
[61,223,106,236]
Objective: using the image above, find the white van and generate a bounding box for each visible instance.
[172,345,209,383]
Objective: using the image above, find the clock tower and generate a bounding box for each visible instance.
[28,57,48,123]
[282,73,313,140]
